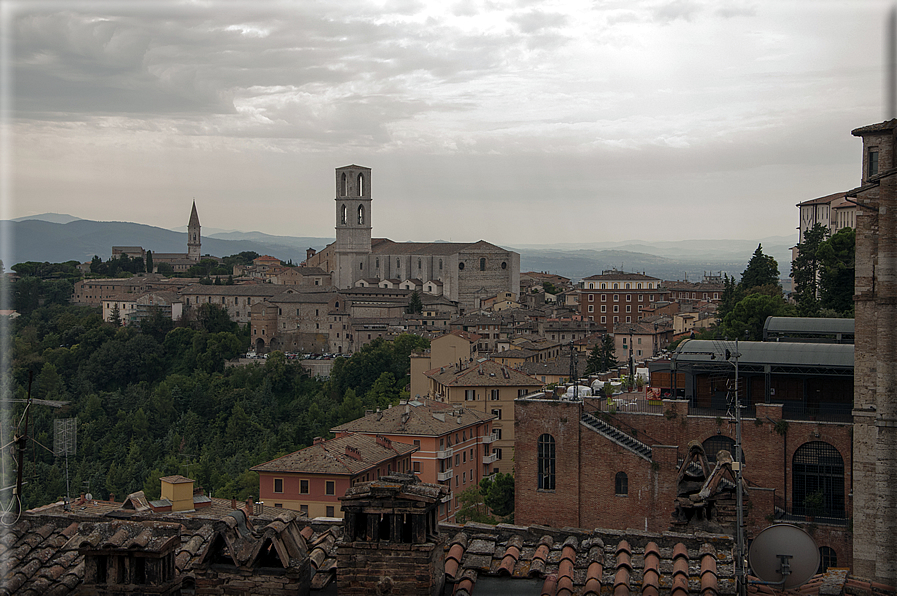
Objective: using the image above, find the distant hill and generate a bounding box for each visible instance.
[2,215,796,283]
[3,219,333,265]
[10,213,82,224]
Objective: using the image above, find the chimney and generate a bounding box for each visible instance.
[109,493,115,502]
[376,435,392,449]
[231,497,237,509]
[313,437,325,445]
[345,445,362,460]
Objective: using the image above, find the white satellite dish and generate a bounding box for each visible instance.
[748,524,819,589]
[85,493,93,501]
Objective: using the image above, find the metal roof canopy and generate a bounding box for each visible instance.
[672,339,854,372]
[763,316,854,337]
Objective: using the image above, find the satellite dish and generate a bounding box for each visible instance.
[85,493,93,501]
[748,524,820,589]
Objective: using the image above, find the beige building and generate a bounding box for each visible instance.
[424,359,542,474]
[410,331,481,399]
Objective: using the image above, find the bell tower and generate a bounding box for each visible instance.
[334,165,372,289]
[187,201,201,262]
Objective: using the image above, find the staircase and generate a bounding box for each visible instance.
[581,412,653,461]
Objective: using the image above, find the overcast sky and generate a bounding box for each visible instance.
[1,0,891,246]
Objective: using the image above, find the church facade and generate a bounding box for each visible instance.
[305,165,520,313]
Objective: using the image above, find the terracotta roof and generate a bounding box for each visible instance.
[250,433,417,476]
[426,359,542,388]
[496,348,537,358]
[160,475,194,484]
[369,239,514,256]
[518,354,589,377]
[796,192,848,207]
[330,399,495,437]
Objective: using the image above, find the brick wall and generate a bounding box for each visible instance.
[336,541,444,596]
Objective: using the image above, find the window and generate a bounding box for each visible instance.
[273,478,283,493]
[326,506,335,517]
[459,262,465,270]
[326,481,335,495]
[340,204,347,225]
[600,305,606,313]
[465,389,476,401]
[490,389,500,400]
[818,546,837,574]
[357,173,364,195]
[588,294,594,302]
[601,294,607,301]
[613,305,619,313]
[300,480,309,494]
[588,305,594,313]
[439,259,443,270]
[494,448,502,460]
[615,472,628,496]
[480,258,486,271]
[463,472,467,483]
[626,305,631,313]
[501,261,507,269]
[300,505,308,515]
[601,316,606,323]
[341,173,347,196]
[538,434,555,490]
[413,461,421,473]
[494,429,502,440]
[455,454,460,466]
[491,408,502,419]
[869,148,880,177]
[793,441,844,518]
[358,205,365,225]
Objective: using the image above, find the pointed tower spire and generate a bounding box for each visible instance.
[187,201,201,262]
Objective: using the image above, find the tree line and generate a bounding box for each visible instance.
[5,301,427,510]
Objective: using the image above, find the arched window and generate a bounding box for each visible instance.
[439,259,443,270]
[537,434,555,490]
[701,436,745,466]
[589,283,594,289]
[341,204,347,225]
[341,173,347,196]
[615,472,628,496]
[357,173,364,196]
[793,441,844,518]
[459,262,465,270]
[358,205,365,225]
[625,283,631,289]
[480,258,486,271]
[376,258,379,268]
[418,258,422,269]
[818,546,837,574]
[613,283,618,289]
[601,283,606,289]
[637,283,642,289]
[396,259,401,268]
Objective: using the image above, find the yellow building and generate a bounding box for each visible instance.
[424,359,542,474]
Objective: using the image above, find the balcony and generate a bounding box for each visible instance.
[482,452,498,465]
[436,447,453,459]
[481,433,497,444]
[441,491,453,504]
[437,469,454,482]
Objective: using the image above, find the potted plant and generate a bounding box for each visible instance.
[803,489,825,521]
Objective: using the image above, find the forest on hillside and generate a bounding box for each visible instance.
[3,302,428,511]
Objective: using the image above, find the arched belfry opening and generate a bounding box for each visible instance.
[357,173,364,196]
[358,205,365,225]
[341,204,347,225]
[341,173,348,196]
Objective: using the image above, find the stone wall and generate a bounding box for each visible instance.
[336,539,444,596]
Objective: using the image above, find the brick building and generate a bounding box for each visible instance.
[331,399,496,522]
[424,359,542,475]
[579,270,669,333]
[251,434,417,518]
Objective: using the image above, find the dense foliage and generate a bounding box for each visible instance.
[586,335,617,374]
[4,302,427,510]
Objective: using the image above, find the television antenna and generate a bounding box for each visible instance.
[1,372,69,525]
[748,524,819,589]
[54,418,78,511]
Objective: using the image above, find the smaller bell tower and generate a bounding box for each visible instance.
[187,201,201,262]
[334,165,372,289]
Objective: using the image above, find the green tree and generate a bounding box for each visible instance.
[480,472,514,520]
[791,223,829,317]
[146,250,154,273]
[197,303,237,334]
[456,486,497,524]
[406,291,423,314]
[110,303,122,327]
[818,227,855,315]
[719,293,794,341]
[740,244,780,292]
[586,334,617,374]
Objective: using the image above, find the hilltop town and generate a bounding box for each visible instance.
[1,119,894,596]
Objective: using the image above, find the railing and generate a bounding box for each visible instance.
[437,469,453,482]
[481,433,496,444]
[436,447,453,459]
[582,400,665,449]
[588,395,665,415]
[688,402,851,424]
[441,491,453,503]
[688,405,757,419]
[482,453,498,464]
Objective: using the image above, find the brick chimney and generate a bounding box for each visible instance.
[376,435,392,449]
[313,437,325,445]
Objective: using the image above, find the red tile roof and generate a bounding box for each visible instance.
[250,433,417,476]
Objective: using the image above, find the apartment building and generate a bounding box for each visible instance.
[579,270,669,333]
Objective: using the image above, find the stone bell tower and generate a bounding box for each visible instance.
[187,201,201,262]
[334,165,372,289]
[337,473,447,596]
[848,120,897,585]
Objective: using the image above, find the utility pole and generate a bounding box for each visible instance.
[628,327,635,389]
[728,338,746,596]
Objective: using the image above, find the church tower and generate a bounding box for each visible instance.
[334,165,372,289]
[187,201,201,262]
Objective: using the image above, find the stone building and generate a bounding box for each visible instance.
[304,165,520,313]
[845,119,897,585]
